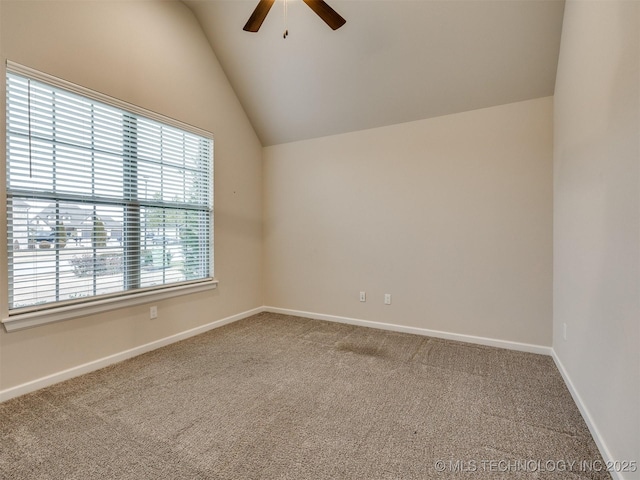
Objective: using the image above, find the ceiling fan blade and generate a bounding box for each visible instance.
[302,0,346,30]
[243,0,276,32]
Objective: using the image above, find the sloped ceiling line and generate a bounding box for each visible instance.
[184,0,565,146]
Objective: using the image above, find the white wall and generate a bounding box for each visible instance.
[264,97,553,347]
[553,0,640,476]
[0,0,263,391]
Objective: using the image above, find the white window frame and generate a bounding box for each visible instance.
[2,62,217,332]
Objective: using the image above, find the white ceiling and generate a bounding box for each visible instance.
[184,0,565,146]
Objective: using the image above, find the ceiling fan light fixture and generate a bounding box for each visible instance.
[243,0,346,34]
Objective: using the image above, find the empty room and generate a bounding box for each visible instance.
[0,0,638,479]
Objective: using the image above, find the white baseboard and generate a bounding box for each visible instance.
[1,304,618,480]
[0,306,264,403]
[264,306,552,355]
[551,350,624,480]
[0,305,553,403]
[1,306,550,404]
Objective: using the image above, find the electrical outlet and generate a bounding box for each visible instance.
[150,306,158,319]
[359,291,366,302]
[384,294,392,305]
[563,322,567,341]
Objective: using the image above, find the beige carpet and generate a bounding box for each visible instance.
[0,312,609,479]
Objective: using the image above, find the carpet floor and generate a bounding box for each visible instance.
[0,312,610,479]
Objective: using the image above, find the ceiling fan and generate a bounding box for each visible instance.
[243,0,346,33]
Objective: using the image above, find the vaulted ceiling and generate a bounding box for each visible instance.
[184,0,565,146]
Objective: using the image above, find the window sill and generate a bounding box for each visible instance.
[2,280,218,332]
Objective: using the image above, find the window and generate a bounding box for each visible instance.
[5,64,214,320]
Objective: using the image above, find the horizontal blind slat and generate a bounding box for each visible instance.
[6,68,213,312]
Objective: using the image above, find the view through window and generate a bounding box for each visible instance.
[6,68,213,313]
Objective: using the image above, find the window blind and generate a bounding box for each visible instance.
[6,68,214,314]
